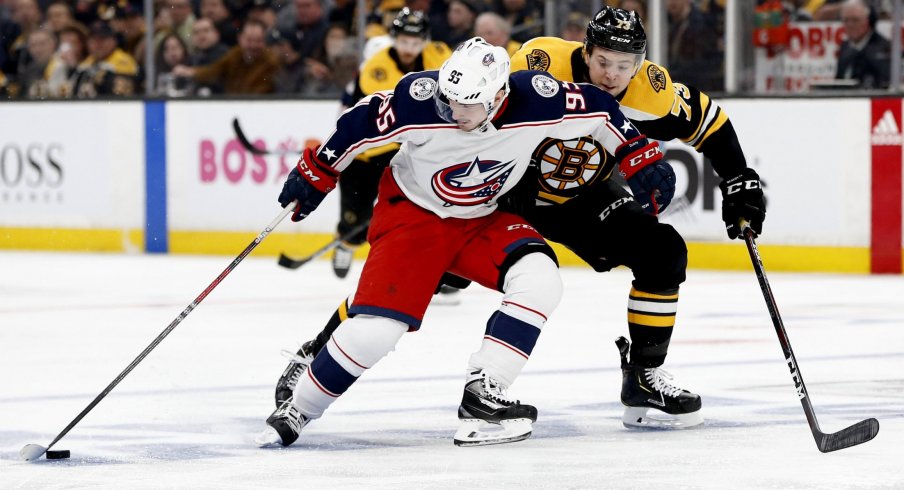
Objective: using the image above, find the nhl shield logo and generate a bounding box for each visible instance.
[531,74,559,97]
[409,77,437,101]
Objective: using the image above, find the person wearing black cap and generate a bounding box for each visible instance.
[266,26,306,93]
[71,20,139,97]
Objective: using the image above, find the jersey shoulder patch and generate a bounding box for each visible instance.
[530,74,559,97]
[408,76,438,101]
[646,64,667,93]
[526,48,551,71]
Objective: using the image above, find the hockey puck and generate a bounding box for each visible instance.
[46,450,70,460]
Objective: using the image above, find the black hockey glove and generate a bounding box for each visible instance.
[719,167,765,239]
[497,163,540,216]
[626,162,676,216]
[278,147,337,222]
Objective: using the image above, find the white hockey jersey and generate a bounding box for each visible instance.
[312,69,657,219]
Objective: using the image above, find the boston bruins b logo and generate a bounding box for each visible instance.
[531,137,614,204]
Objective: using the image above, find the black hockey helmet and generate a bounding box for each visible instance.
[390,7,429,38]
[584,6,647,56]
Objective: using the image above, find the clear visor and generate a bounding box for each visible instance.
[434,90,489,125]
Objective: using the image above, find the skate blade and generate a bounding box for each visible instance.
[622,406,704,429]
[254,426,284,448]
[453,418,533,446]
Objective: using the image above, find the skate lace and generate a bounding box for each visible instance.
[644,367,684,398]
[280,347,313,387]
[275,400,306,434]
[481,375,515,405]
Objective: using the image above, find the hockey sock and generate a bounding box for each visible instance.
[295,315,406,418]
[627,286,678,367]
[468,310,541,387]
[312,297,353,355]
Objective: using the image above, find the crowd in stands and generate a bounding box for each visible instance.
[1,0,889,98]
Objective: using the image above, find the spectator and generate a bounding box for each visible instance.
[200,0,238,46]
[559,11,589,42]
[267,26,305,93]
[20,27,56,97]
[493,0,541,43]
[156,0,196,48]
[110,4,145,58]
[45,21,89,97]
[188,16,228,94]
[189,16,228,64]
[618,0,647,20]
[172,19,279,94]
[72,20,139,97]
[1,4,22,75]
[9,0,44,75]
[155,32,193,95]
[665,0,723,92]
[45,1,75,34]
[301,21,355,95]
[434,0,478,48]
[474,11,519,55]
[247,0,277,30]
[285,0,329,61]
[835,0,889,88]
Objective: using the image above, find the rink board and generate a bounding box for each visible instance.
[0,97,900,273]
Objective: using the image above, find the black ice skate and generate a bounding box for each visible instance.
[616,336,703,429]
[331,243,354,278]
[255,397,311,447]
[453,369,538,446]
[274,340,316,408]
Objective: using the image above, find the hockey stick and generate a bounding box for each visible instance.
[232,117,302,157]
[277,220,370,269]
[20,203,296,462]
[741,221,879,453]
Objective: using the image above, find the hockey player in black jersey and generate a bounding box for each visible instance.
[274,8,766,432]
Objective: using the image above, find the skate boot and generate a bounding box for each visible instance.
[431,284,462,306]
[616,336,703,429]
[331,243,354,278]
[274,340,316,408]
[255,397,311,447]
[453,369,538,446]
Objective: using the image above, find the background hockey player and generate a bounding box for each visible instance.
[272,7,767,432]
[329,7,451,278]
[257,37,668,448]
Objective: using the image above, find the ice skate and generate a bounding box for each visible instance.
[430,284,461,306]
[331,243,354,278]
[616,336,703,429]
[256,397,310,447]
[453,369,537,446]
[274,340,316,408]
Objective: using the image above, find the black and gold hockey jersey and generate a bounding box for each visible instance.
[511,37,747,205]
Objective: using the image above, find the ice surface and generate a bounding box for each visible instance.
[1,251,902,488]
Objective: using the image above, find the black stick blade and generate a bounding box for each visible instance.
[232,118,268,155]
[277,253,309,269]
[817,418,879,453]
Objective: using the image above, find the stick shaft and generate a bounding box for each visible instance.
[45,204,294,450]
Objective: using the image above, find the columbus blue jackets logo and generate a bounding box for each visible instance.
[431,157,515,206]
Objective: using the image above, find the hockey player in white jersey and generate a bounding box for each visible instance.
[257,37,668,447]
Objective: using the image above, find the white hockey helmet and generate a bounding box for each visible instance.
[435,37,511,129]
